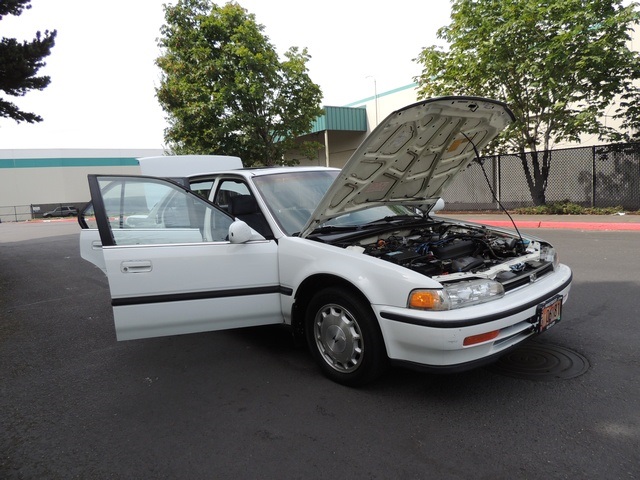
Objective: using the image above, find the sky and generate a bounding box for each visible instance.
[0,0,452,150]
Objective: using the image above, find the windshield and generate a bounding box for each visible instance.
[253,170,419,235]
[320,205,418,228]
[253,170,339,235]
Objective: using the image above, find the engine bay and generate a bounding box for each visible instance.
[335,220,553,284]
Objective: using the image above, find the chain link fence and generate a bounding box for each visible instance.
[442,142,640,211]
[0,205,34,223]
[0,203,86,223]
[2,142,639,221]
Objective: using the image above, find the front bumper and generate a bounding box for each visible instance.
[373,264,572,370]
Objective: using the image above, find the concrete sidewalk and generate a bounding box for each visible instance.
[443,212,640,231]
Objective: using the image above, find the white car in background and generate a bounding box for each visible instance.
[79,97,572,386]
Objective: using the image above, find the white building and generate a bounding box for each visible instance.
[0,148,162,221]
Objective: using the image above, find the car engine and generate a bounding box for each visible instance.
[339,221,552,284]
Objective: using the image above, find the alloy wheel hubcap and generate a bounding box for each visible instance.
[314,304,363,373]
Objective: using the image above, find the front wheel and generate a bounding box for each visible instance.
[305,288,387,386]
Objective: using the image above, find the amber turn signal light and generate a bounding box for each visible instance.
[408,290,444,310]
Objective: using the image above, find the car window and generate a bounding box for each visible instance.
[212,179,274,238]
[96,177,233,245]
[189,180,214,199]
[214,179,251,212]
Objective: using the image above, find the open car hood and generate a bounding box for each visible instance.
[299,96,514,238]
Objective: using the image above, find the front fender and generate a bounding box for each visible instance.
[278,236,440,309]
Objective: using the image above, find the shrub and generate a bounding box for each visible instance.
[513,201,625,215]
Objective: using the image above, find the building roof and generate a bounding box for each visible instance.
[309,106,367,133]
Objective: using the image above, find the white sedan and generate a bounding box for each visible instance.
[79,97,572,386]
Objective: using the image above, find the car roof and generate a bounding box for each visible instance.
[188,166,339,181]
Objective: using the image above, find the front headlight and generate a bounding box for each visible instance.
[540,245,559,269]
[409,279,505,311]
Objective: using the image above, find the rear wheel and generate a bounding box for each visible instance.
[306,287,387,386]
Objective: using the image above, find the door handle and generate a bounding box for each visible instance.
[121,260,152,273]
[91,240,102,250]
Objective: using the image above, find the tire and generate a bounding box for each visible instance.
[305,287,387,386]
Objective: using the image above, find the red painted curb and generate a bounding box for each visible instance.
[33,217,78,223]
[473,220,640,231]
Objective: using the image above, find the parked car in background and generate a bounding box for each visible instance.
[78,97,572,386]
[43,206,78,218]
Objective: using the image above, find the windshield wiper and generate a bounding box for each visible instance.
[309,224,360,234]
[298,215,426,236]
[362,215,425,227]
[292,224,360,236]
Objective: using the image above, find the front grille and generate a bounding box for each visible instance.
[500,263,554,292]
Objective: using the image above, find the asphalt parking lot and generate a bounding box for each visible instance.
[1,221,639,479]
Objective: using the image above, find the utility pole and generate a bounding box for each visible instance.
[366,75,378,127]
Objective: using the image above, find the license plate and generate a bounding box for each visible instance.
[536,295,562,333]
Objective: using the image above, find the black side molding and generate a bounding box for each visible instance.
[113,285,292,307]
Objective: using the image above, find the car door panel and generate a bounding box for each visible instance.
[87,174,282,340]
[104,240,280,340]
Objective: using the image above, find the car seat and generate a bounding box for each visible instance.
[228,195,273,238]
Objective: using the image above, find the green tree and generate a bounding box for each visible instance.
[156,0,323,166]
[414,0,640,205]
[0,0,56,124]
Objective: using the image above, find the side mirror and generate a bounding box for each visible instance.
[229,220,253,244]
[228,220,265,244]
